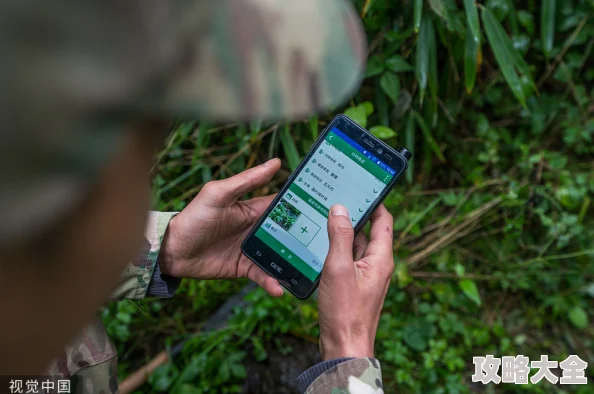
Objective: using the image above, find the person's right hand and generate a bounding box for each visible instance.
[317,204,394,360]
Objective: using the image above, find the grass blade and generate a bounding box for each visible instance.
[414,0,423,33]
[380,72,401,105]
[463,0,481,45]
[541,0,556,59]
[279,124,300,170]
[412,111,445,163]
[481,7,527,108]
[464,27,478,94]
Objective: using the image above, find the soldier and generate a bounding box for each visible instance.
[0,1,395,393]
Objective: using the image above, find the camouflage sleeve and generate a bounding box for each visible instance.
[110,212,178,300]
[303,358,383,394]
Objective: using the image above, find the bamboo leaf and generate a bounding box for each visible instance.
[541,0,556,59]
[429,0,465,34]
[412,111,445,163]
[369,125,397,140]
[385,55,415,73]
[414,0,423,33]
[380,72,401,105]
[365,55,385,78]
[279,124,300,170]
[464,27,478,93]
[405,114,415,184]
[463,0,481,45]
[427,17,438,101]
[481,7,527,108]
[309,115,318,140]
[416,16,432,105]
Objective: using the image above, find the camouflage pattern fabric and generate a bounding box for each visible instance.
[305,358,384,394]
[0,0,367,245]
[45,212,176,393]
[46,213,385,393]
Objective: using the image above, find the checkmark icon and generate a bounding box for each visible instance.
[358,208,363,213]
[373,189,378,193]
[366,199,370,203]
[351,218,356,222]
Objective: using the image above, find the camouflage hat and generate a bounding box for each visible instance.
[0,0,367,243]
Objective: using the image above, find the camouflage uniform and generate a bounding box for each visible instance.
[2,0,383,392]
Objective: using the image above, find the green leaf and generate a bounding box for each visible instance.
[481,7,527,108]
[361,101,375,116]
[414,0,423,33]
[370,125,397,139]
[279,124,300,170]
[429,0,465,34]
[427,18,438,102]
[541,0,556,58]
[464,27,479,93]
[365,55,385,78]
[404,114,415,184]
[412,111,445,162]
[568,306,589,329]
[416,16,432,105]
[385,55,414,73]
[344,106,367,128]
[459,279,481,306]
[380,72,401,105]
[518,10,534,35]
[463,0,481,45]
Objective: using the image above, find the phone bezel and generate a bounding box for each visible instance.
[241,114,409,299]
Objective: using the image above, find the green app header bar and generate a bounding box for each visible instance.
[326,131,392,185]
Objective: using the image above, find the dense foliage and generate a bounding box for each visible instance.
[103,0,594,393]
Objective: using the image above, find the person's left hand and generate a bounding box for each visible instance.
[158,158,284,297]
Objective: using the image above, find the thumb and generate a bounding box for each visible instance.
[323,205,355,278]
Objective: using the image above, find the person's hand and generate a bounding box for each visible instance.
[158,159,284,297]
[317,204,394,360]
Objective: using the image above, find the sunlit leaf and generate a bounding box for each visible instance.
[370,125,397,139]
[568,306,589,329]
[344,106,367,128]
[459,279,481,306]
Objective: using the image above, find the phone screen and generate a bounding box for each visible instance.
[252,126,398,284]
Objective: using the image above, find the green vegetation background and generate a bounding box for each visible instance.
[102,0,594,392]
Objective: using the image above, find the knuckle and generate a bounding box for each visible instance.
[201,180,219,195]
[333,223,354,238]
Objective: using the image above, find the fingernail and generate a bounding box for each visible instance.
[331,205,349,217]
[264,158,279,166]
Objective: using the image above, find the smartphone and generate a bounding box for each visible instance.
[241,114,411,299]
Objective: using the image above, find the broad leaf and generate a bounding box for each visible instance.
[568,306,589,329]
[459,279,481,306]
[370,125,397,139]
[385,55,414,73]
[380,72,401,105]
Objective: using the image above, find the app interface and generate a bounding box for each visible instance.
[255,127,396,282]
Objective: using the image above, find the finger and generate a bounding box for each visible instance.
[353,231,369,260]
[323,205,355,279]
[245,262,284,297]
[364,204,394,259]
[203,158,281,206]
